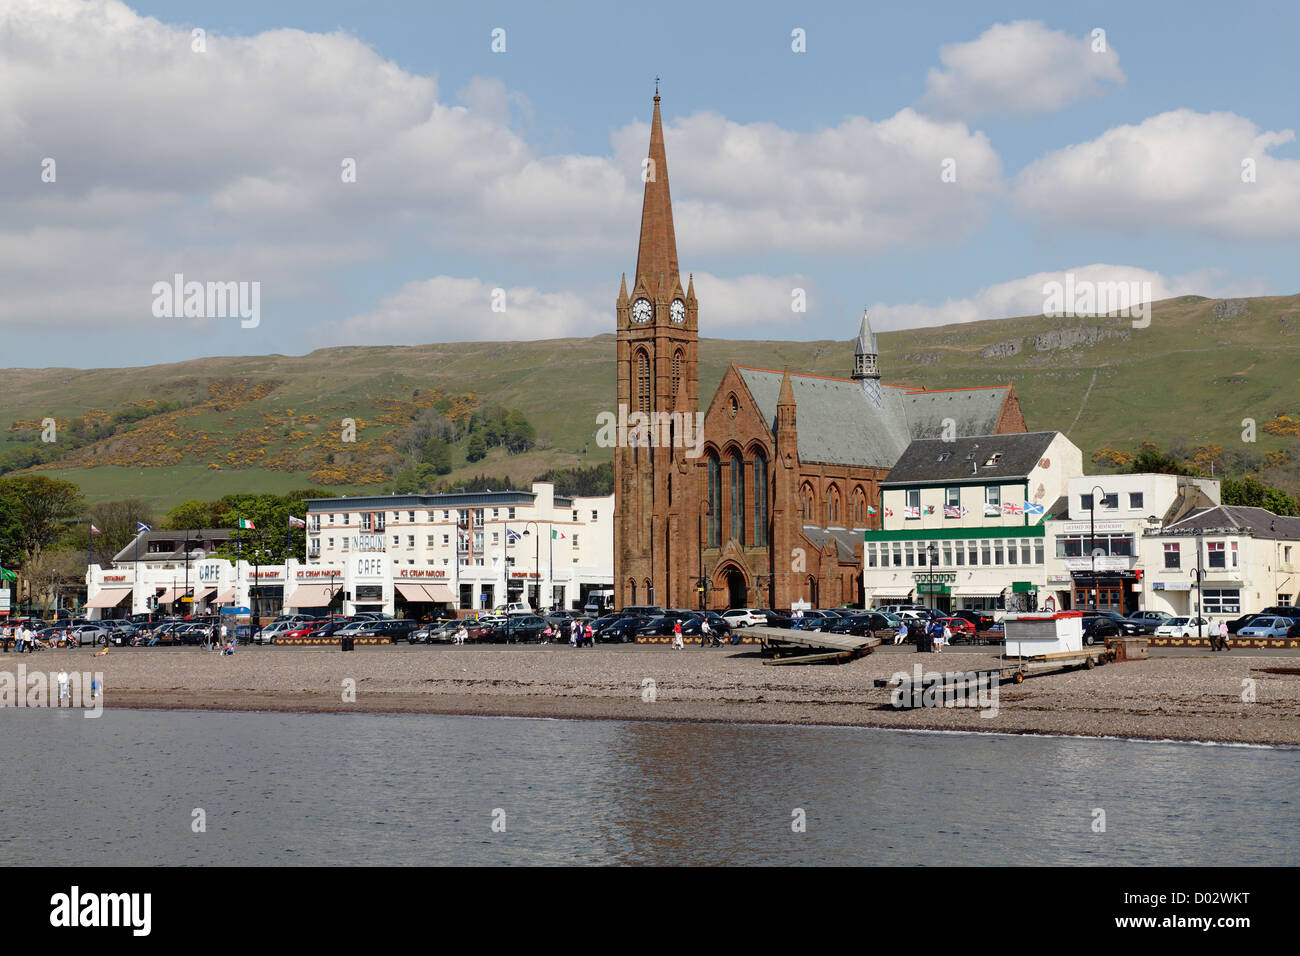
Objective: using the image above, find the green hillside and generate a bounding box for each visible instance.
[3,293,1298,511]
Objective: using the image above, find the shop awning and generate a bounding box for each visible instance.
[952,587,1006,597]
[213,588,236,604]
[157,587,185,604]
[193,587,215,600]
[396,582,456,603]
[287,584,337,608]
[86,587,132,609]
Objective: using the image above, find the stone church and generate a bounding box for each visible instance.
[613,93,1028,612]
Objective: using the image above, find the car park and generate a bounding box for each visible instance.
[948,610,994,632]
[483,615,548,643]
[282,620,327,639]
[253,620,297,645]
[679,612,732,640]
[1226,613,1263,635]
[410,620,460,644]
[828,612,898,638]
[1237,616,1294,639]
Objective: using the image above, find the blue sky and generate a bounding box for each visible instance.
[1,0,1296,368]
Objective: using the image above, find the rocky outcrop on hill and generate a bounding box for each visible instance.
[980,339,1022,359]
[1032,326,1130,352]
[1212,299,1250,319]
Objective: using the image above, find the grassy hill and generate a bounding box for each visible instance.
[3,292,1298,512]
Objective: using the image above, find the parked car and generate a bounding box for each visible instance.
[1288,621,1300,639]
[828,612,898,638]
[1125,610,1174,634]
[934,617,977,642]
[598,616,648,643]
[1081,615,1120,646]
[949,610,994,632]
[350,619,419,643]
[1085,610,1143,637]
[754,609,793,628]
[787,610,833,631]
[410,621,460,644]
[1260,606,1300,619]
[282,621,327,639]
[1237,616,1294,639]
[679,612,732,640]
[71,623,113,646]
[1226,613,1263,635]
[485,615,548,643]
[1154,617,1217,638]
[722,608,767,629]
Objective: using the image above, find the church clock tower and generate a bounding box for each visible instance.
[614,88,699,611]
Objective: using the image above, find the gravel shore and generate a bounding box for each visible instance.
[5,644,1298,745]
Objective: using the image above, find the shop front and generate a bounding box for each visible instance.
[1070,569,1141,616]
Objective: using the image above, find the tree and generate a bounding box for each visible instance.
[88,498,154,559]
[1221,475,1299,516]
[466,432,487,462]
[1122,442,1195,476]
[167,499,222,530]
[421,437,453,475]
[0,475,84,571]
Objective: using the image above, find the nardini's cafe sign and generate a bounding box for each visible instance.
[351,534,386,552]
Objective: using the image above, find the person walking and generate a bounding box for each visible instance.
[1218,619,1230,653]
[672,619,684,650]
[699,618,710,648]
[57,670,70,703]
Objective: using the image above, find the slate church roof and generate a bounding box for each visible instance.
[736,366,1016,469]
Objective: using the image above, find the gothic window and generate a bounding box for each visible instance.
[672,349,682,395]
[752,451,768,548]
[801,483,816,522]
[636,349,650,414]
[828,485,841,525]
[730,452,746,545]
[707,452,721,547]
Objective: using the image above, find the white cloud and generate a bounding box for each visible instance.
[1014,110,1300,239]
[867,264,1272,331]
[922,20,1124,120]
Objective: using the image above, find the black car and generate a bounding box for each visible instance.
[828,613,896,637]
[485,615,548,643]
[351,619,419,642]
[1226,613,1263,635]
[598,616,647,643]
[679,613,732,641]
[1081,615,1120,646]
[587,614,624,638]
[1087,610,1142,636]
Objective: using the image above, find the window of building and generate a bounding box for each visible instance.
[1034,542,1044,564]
[984,453,1002,466]
[867,544,878,568]
[905,544,915,567]
[731,452,746,545]
[343,513,350,525]
[407,535,415,547]
[672,349,682,395]
[443,510,450,520]
[636,349,651,414]
[591,510,598,522]
[1129,493,1144,509]
[994,541,1004,565]
[1007,541,1017,564]
[955,544,965,566]
[573,534,579,547]
[1286,546,1293,563]
[906,489,920,518]
[945,487,960,512]
[391,535,398,546]
[442,534,449,546]
[473,532,483,551]
[427,535,435,547]
[829,486,841,525]
[1231,541,1238,567]
[1021,542,1031,564]
[361,513,371,531]
[707,454,721,547]
[985,486,1000,514]
[942,543,952,566]
[341,540,349,551]
[1164,543,1180,569]
[475,558,484,566]
[980,542,991,565]
[892,543,902,567]
[328,538,334,548]
[491,532,499,544]
[1202,589,1241,614]
[1208,541,1226,568]
[753,452,768,547]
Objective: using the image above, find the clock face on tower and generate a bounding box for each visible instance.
[670,299,685,323]
[631,298,653,323]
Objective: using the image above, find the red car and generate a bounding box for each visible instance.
[935,617,976,637]
[283,621,326,639]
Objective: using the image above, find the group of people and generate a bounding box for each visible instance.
[2,624,78,653]
[892,618,950,652]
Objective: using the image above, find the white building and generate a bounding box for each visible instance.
[1139,505,1300,618]
[304,482,613,614]
[862,431,1082,612]
[85,482,615,619]
[1042,473,1220,614]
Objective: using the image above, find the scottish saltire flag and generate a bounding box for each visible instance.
[136,522,151,532]
[238,518,255,529]
[904,505,920,519]
[506,528,521,542]
[1024,502,1045,516]
[288,515,306,528]
[943,505,962,518]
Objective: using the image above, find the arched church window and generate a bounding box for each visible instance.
[752,451,768,547]
[672,350,682,395]
[707,452,721,548]
[636,350,650,414]
[730,452,746,546]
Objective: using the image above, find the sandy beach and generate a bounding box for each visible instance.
[5,642,1298,745]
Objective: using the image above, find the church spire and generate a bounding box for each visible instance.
[634,90,680,297]
[852,309,879,381]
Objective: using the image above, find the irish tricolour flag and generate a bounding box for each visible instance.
[238,519,255,529]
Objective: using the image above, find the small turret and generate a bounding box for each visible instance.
[852,309,879,381]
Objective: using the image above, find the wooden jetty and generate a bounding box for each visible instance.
[749,626,880,665]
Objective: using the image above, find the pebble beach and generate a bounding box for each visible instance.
[5,644,1298,745]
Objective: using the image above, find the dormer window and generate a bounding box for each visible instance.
[984,453,1002,466]
[937,452,951,462]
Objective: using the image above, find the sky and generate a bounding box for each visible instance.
[1,0,1297,369]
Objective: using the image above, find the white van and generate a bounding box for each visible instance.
[583,589,614,615]
[494,602,533,616]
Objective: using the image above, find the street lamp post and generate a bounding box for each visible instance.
[1088,485,1108,612]
[183,532,193,621]
[1191,534,1206,643]
[926,542,939,616]
[520,521,540,644]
